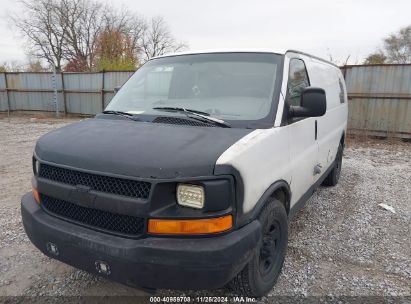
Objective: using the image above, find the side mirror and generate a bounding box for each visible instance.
[290,87,327,118]
[114,86,122,93]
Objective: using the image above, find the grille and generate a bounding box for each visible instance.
[40,194,145,236]
[153,116,215,127]
[39,164,151,199]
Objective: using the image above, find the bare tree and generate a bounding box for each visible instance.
[13,0,119,71]
[327,49,351,66]
[125,14,148,62]
[101,8,147,66]
[58,1,143,71]
[140,16,187,62]
[13,0,68,71]
[26,60,49,72]
[384,25,411,63]
[58,0,105,71]
[13,0,186,70]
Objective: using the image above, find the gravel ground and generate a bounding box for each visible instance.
[0,115,410,301]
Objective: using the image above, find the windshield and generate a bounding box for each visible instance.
[106,53,283,127]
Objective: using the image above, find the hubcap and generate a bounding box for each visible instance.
[259,220,281,276]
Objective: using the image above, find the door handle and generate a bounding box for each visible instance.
[315,120,318,140]
[314,163,322,175]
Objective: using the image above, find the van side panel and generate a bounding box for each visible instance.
[216,52,348,216]
[215,128,291,214]
[304,58,348,176]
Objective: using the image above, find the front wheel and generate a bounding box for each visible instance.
[229,199,288,297]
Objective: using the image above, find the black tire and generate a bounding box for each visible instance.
[322,143,343,187]
[229,199,288,297]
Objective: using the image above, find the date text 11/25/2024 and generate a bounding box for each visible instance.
[149,296,257,302]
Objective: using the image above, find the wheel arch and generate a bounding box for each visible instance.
[250,180,291,221]
[340,131,345,147]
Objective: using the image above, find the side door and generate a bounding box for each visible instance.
[285,57,319,207]
[316,72,345,176]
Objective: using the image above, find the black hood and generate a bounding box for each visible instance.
[35,117,251,179]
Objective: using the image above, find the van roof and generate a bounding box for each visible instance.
[151,48,338,68]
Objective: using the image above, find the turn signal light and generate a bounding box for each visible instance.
[32,187,40,204]
[148,215,233,235]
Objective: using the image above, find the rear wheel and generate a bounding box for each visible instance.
[229,199,288,297]
[322,143,343,186]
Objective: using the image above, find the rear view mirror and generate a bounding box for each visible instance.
[290,87,327,118]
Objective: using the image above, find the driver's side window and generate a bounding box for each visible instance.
[287,59,310,106]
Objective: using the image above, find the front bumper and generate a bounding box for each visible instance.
[21,192,261,290]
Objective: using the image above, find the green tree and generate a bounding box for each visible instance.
[384,25,411,63]
[364,52,387,64]
[0,65,6,73]
[94,29,138,71]
[365,25,411,64]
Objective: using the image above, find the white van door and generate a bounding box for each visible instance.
[285,57,319,207]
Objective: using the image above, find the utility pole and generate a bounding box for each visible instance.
[52,64,59,117]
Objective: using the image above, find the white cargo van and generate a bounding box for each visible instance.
[22,50,348,297]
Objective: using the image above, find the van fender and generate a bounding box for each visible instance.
[215,164,291,227]
[239,180,291,227]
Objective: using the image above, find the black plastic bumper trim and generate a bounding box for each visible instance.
[21,192,261,290]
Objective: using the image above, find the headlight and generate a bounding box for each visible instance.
[177,184,205,209]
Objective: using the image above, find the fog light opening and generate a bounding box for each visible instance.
[46,242,59,256]
[95,260,111,275]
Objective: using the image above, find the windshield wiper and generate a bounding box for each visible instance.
[153,107,231,128]
[102,110,140,121]
[153,106,210,116]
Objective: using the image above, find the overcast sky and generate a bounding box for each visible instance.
[0,0,409,65]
